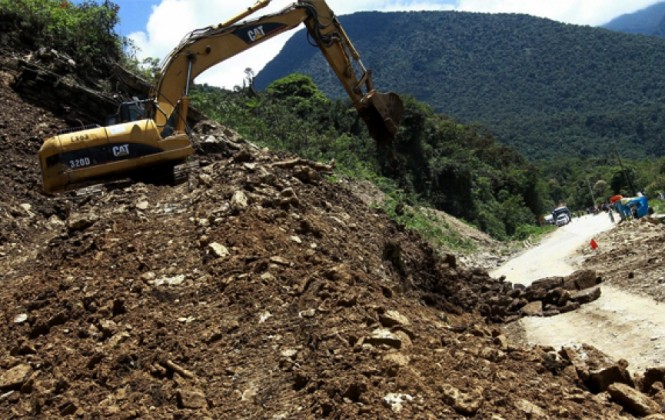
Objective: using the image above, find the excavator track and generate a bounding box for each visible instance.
[130,159,199,186]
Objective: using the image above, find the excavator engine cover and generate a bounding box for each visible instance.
[359,91,404,146]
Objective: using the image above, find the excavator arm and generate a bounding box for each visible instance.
[152,0,402,145]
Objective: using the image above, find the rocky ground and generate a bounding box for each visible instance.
[581,215,665,303]
[1,46,665,418]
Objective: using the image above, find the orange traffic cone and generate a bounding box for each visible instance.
[590,239,598,250]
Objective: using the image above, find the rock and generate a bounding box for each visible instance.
[365,329,403,349]
[19,203,34,218]
[198,173,213,185]
[588,365,635,393]
[279,187,299,206]
[563,269,601,290]
[232,148,255,163]
[0,364,32,391]
[152,274,186,286]
[479,347,506,363]
[383,352,410,367]
[177,388,208,409]
[652,389,665,411]
[570,286,601,304]
[440,383,484,416]
[107,332,130,348]
[530,276,563,291]
[383,393,413,413]
[135,200,150,210]
[66,212,98,232]
[560,344,634,392]
[293,166,319,184]
[209,242,230,259]
[59,401,78,416]
[97,319,118,337]
[298,309,315,318]
[521,300,543,316]
[280,348,298,359]
[379,310,411,328]
[514,398,547,418]
[270,256,290,266]
[13,313,28,324]
[642,367,665,393]
[558,301,581,314]
[231,190,249,211]
[260,272,276,281]
[608,383,661,417]
[493,334,509,351]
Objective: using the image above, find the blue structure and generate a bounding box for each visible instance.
[614,196,649,220]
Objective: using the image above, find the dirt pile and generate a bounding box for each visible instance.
[581,215,665,302]
[1,51,664,418]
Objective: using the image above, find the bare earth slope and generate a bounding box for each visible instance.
[1,52,664,417]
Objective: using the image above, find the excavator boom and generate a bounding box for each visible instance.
[39,0,402,193]
[153,0,402,142]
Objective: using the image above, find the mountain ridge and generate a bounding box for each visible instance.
[255,10,665,160]
[602,1,665,37]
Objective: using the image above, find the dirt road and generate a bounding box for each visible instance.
[492,214,665,373]
[491,214,613,283]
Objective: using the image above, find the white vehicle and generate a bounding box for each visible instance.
[555,213,570,227]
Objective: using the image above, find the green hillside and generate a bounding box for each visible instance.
[255,11,665,161]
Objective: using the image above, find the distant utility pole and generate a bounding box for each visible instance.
[586,177,596,206]
[612,145,637,196]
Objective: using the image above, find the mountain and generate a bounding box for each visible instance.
[602,1,665,37]
[255,11,665,161]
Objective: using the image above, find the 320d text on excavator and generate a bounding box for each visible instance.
[38,0,403,193]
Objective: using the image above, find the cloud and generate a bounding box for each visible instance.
[129,0,660,89]
[129,0,460,89]
[456,0,659,26]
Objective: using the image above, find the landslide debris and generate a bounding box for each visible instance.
[580,215,665,302]
[1,44,664,418]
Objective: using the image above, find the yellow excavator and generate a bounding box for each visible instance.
[38,0,403,193]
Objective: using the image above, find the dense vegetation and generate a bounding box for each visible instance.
[0,0,123,79]
[255,11,665,161]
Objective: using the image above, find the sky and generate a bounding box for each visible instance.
[85,0,663,89]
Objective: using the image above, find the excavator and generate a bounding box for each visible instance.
[38,0,403,193]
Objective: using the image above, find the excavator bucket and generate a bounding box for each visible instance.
[359,91,404,146]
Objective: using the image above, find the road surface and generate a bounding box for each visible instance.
[492,214,665,373]
[491,214,613,284]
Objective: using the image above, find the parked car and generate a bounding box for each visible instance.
[552,206,572,227]
[555,213,570,227]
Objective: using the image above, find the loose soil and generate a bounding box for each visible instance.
[1,43,664,418]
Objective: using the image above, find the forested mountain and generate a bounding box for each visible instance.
[255,11,665,161]
[602,2,665,37]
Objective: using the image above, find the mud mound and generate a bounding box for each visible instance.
[0,51,663,418]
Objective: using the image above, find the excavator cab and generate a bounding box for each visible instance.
[105,99,149,125]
